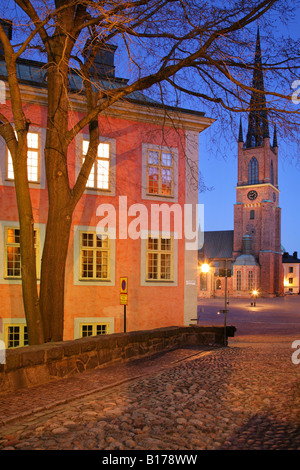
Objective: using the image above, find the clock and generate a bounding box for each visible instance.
[247,190,258,200]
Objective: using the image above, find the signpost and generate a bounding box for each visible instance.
[120,277,128,332]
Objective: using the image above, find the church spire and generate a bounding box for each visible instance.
[273,124,278,148]
[238,117,243,142]
[245,27,269,148]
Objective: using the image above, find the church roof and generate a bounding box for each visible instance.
[233,254,258,266]
[198,230,234,260]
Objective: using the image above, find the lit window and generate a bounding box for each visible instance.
[146,236,173,281]
[80,232,110,280]
[7,132,39,182]
[80,323,108,337]
[82,140,110,190]
[5,227,39,279]
[248,271,253,290]
[5,324,28,348]
[289,278,293,285]
[147,149,173,196]
[236,270,242,291]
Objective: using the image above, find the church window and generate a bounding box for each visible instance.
[250,210,255,220]
[248,271,254,290]
[248,157,258,184]
[236,271,242,291]
[271,161,274,185]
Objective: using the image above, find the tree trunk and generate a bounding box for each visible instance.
[13,141,45,345]
[39,202,72,342]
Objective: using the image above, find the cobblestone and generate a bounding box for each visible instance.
[1,335,300,450]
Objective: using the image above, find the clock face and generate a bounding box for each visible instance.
[247,190,258,200]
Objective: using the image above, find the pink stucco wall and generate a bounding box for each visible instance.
[0,103,189,340]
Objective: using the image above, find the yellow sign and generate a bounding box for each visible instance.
[120,277,128,294]
[120,293,128,305]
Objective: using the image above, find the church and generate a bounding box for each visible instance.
[198,29,284,299]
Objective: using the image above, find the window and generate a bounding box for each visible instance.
[146,236,173,281]
[80,323,109,337]
[271,161,274,185]
[289,267,294,273]
[248,157,259,184]
[147,149,173,196]
[216,279,222,290]
[289,278,293,285]
[82,140,110,190]
[80,232,110,280]
[5,324,28,348]
[250,210,255,220]
[248,271,254,290]
[236,270,242,291]
[7,132,40,182]
[200,272,207,291]
[5,227,39,279]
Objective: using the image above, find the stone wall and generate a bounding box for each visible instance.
[0,325,236,395]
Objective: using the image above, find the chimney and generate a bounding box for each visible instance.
[83,40,117,78]
[0,19,12,56]
[293,251,298,259]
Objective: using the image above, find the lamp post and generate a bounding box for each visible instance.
[252,289,258,307]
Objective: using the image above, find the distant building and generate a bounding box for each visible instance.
[198,28,283,299]
[282,252,300,294]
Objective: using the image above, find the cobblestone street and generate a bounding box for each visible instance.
[1,332,300,451]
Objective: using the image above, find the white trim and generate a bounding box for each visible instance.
[75,134,116,197]
[142,143,179,202]
[74,317,115,339]
[0,220,45,285]
[73,225,116,286]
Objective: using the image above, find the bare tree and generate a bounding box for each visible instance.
[0,0,299,344]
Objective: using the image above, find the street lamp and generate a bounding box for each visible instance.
[252,289,258,307]
[201,263,210,273]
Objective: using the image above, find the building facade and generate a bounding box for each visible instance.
[282,252,300,294]
[198,29,284,299]
[0,26,213,348]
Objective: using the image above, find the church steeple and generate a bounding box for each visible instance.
[245,27,269,148]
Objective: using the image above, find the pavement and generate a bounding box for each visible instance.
[0,296,300,451]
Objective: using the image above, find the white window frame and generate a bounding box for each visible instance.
[146,235,173,282]
[142,143,178,202]
[0,127,46,189]
[0,221,45,285]
[74,317,115,339]
[140,231,178,286]
[79,231,110,281]
[75,135,116,196]
[73,225,116,286]
[4,226,40,279]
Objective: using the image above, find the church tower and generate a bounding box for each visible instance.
[233,28,283,296]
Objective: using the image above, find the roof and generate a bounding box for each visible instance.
[282,252,300,264]
[233,254,258,266]
[198,230,234,260]
[0,56,206,118]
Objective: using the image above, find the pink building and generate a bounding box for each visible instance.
[0,36,213,348]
